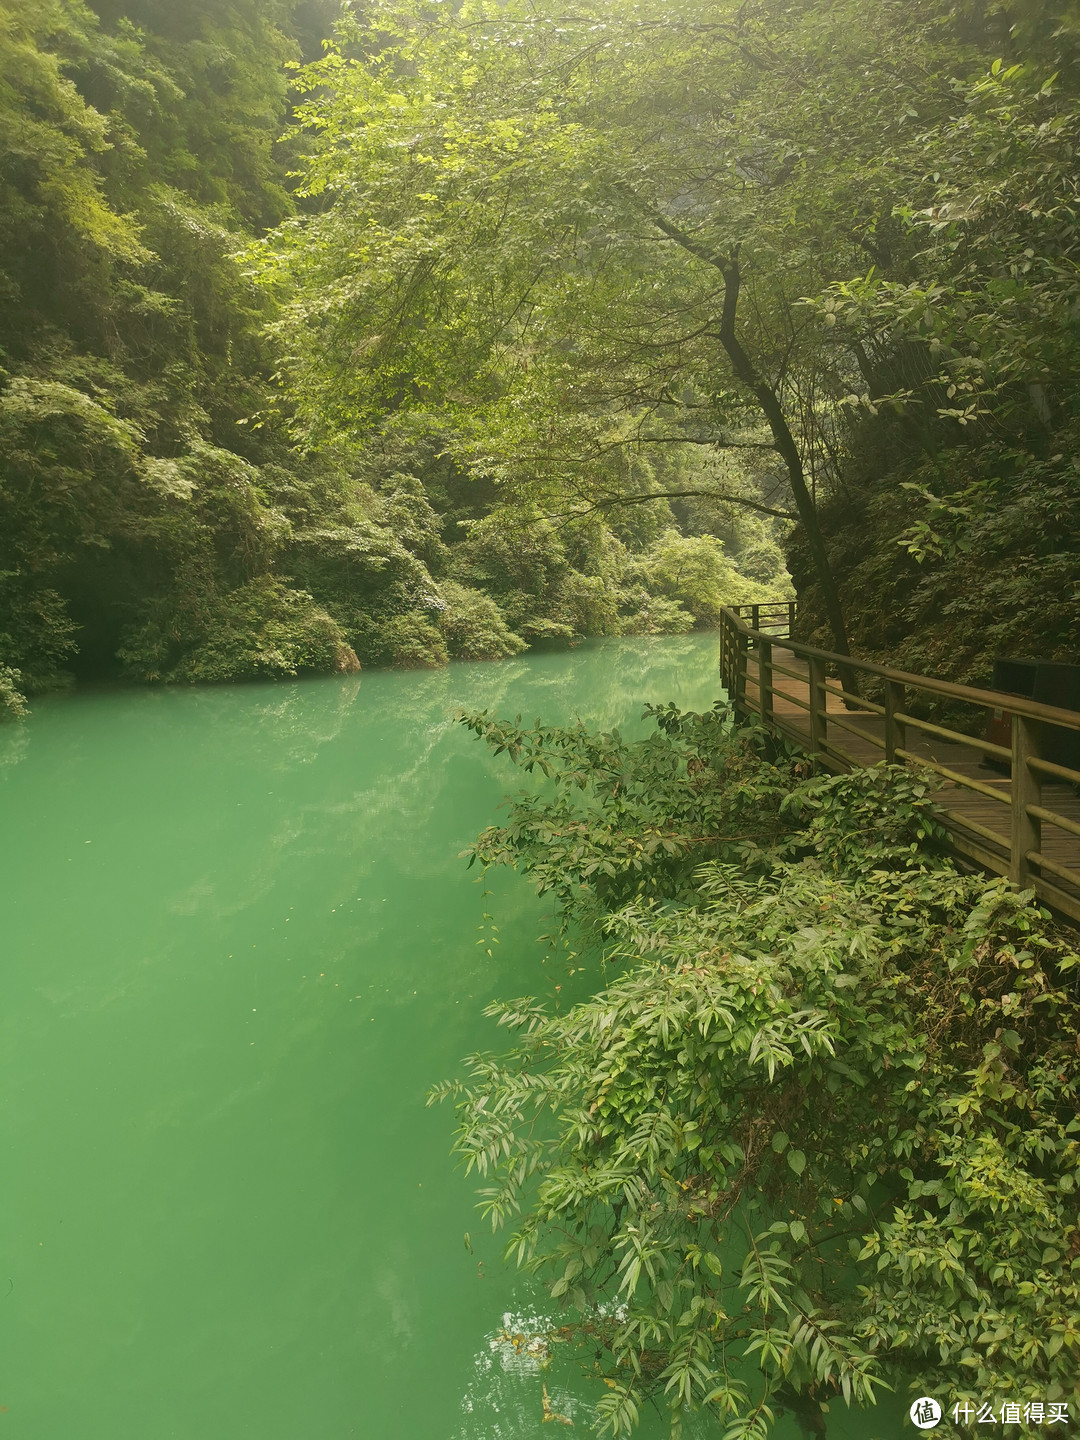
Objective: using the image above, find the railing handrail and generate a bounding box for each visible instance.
[719,601,1080,925]
[721,605,1080,733]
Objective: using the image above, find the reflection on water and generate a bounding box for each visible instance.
[1,635,717,770]
[457,1310,583,1437]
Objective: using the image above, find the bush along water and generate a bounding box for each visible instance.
[434,706,1080,1438]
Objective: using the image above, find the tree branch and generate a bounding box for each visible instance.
[624,195,854,668]
[630,435,777,451]
[548,488,796,521]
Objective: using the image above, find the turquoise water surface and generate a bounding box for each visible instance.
[0,636,903,1439]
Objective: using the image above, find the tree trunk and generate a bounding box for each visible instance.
[715,254,857,695]
[640,205,856,689]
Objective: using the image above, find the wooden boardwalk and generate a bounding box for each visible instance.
[744,647,1080,894]
[718,605,1080,925]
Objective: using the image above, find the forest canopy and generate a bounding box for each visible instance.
[250,0,1080,675]
[2,0,1078,714]
[0,0,787,718]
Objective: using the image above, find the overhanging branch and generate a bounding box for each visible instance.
[548,488,796,522]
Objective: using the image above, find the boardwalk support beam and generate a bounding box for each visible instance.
[758,638,773,730]
[884,681,905,765]
[1011,715,1042,889]
[808,655,827,761]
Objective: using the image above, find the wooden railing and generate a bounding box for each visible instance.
[719,603,1080,924]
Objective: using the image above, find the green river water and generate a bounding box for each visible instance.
[1,636,904,1440]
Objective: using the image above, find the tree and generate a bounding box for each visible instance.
[251,0,984,659]
[791,28,1080,681]
[0,0,783,708]
[0,0,326,695]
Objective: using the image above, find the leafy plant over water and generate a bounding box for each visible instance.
[434,707,1080,1436]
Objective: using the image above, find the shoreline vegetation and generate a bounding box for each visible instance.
[0,0,788,722]
[438,704,1080,1437]
[8,1,1079,721]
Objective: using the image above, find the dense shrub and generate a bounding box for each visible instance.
[638,530,768,630]
[436,580,526,661]
[441,707,1080,1436]
[373,612,448,669]
[119,576,356,682]
[0,666,29,721]
[621,590,695,635]
[796,445,1080,686]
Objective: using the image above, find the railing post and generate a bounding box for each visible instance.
[1010,713,1042,887]
[884,681,905,765]
[751,603,760,632]
[735,632,748,715]
[808,655,827,760]
[787,600,795,638]
[759,637,773,728]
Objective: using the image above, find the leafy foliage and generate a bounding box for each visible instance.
[0,0,322,707]
[439,708,1080,1434]
[0,0,776,717]
[252,0,1080,682]
[0,665,29,721]
[8,0,1078,712]
[637,532,763,632]
[790,18,1080,675]
[437,580,527,663]
[117,574,355,683]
